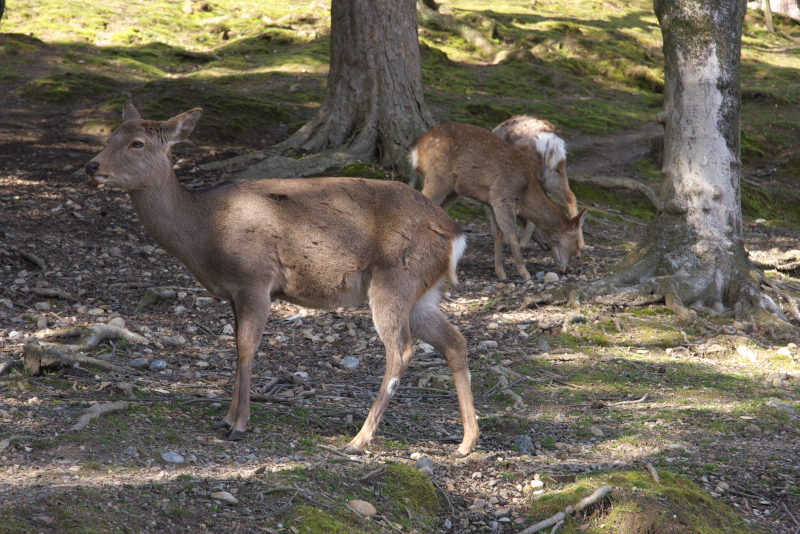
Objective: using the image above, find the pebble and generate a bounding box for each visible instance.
[148,360,168,371]
[777,347,792,357]
[195,361,210,368]
[210,491,238,505]
[34,301,51,311]
[174,305,188,315]
[744,424,762,434]
[589,426,604,437]
[766,399,797,414]
[736,345,758,362]
[415,456,435,475]
[536,339,551,353]
[514,435,534,454]
[340,356,361,369]
[129,358,149,369]
[222,324,234,335]
[161,451,185,464]
[347,499,377,518]
[124,446,139,457]
[162,335,187,347]
[108,317,126,329]
[108,246,123,258]
[487,322,499,330]
[477,340,498,351]
[543,272,559,283]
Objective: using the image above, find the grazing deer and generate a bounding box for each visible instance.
[84,103,479,456]
[410,122,585,281]
[492,115,584,249]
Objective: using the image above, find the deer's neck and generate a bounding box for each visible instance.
[519,183,569,234]
[128,174,208,263]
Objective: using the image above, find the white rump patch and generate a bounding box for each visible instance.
[534,132,567,170]
[408,146,419,171]
[448,234,467,285]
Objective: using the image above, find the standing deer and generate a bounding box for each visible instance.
[84,103,479,456]
[492,115,584,249]
[410,122,585,281]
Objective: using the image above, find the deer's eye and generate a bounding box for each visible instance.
[131,141,144,149]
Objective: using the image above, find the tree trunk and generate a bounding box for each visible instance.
[765,0,800,21]
[576,0,796,334]
[278,0,434,173]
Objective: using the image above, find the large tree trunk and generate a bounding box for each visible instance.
[764,0,800,21]
[278,0,434,173]
[575,0,796,334]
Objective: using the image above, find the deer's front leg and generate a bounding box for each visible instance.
[215,295,270,441]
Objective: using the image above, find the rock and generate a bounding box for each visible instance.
[222,324,234,335]
[766,399,797,414]
[777,347,792,356]
[124,446,139,457]
[744,424,761,434]
[195,360,210,368]
[493,416,521,434]
[174,305,188,315]
[589,426,604,437]
[138,287,177,308]
[108,246,123,258]
[130,357,149,369]
[418,342,434,353]
[536,338,551,353]
[736,345,758,362]
[194,296,213,307]
[340,356,360,369]
[161,451,185,464]
[347,499,377,518]
[543,272,559,283]
[477,340,498,352]
[162,335,187,347]
[148,359,168,371]
[487,322,499,330]
[34,301,51,311]
[415,456,435,475]
[211,491,238,505]
[514,435,534,454]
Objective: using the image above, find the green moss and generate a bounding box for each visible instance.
[287,505,363,534]
[526,470,764,533]
[383,463,441,528]
[741,182,800,228]
[15,72,119,103]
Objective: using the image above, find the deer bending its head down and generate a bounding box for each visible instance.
[410,122,586,281]
[492,115,584,249]
[85,103,479,456]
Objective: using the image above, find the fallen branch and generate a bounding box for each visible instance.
[32,323,148,351]
[570,174,662,211]
[644,461,660,484]
[69,400,129,431]
[31,287,78,301]
[317,443,364,463]
[358,465,387,481]
[24,339,130,375]
[609,394,649,406]
[519,485,612,534]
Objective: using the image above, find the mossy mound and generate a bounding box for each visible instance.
[525,469,766,533]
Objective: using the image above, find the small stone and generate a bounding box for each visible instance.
[415,456,435,475]
[108,317,126,328]
[161,451,185,464]
[487,322,499,330]
[347,499,377,517]
[493,416,521,434]
[514,435,534,454]
[222,324,234,335]
[340,356,360,369]
[124,446,139,457]
[589,426,604,437]
[148,359,168,371]
[736,345,758,362]
[174,305,188,315]
[766,399,797,414]
[477,340,498,352]
[536,338,551,353]
[130,358,149,369]
[543,272,559,283]
[162,335,187,347]
[418,342,434,353]
[211,491,238,505]
[34,301,51,311]
[195,361,210,368]
[744,424,761,434]
[777,347,792,357]
[108,246,123,258]
[530,478,544,489]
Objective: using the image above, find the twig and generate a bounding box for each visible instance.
[609,394,649,406]
[432,477,455,518]
[781,502,800,529]
[31,287,77,301]
[17,249,46,270]
[644,461,660,484]
[357,465,387,481]
[69,401,129,431]
[317,444,364,463]
[519,486,612,534]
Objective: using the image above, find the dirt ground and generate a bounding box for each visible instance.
[1,105,800,534]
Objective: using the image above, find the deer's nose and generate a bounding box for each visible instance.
[85,161,99,176]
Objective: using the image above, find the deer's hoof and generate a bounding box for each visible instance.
[226,429,247,441]
[342,443,365,455]
[212,420,231,431]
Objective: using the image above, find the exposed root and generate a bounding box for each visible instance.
[570,173,662,211]
[235,150,363,180]
[69,400,129,432]
[519,485,612,534]
[24,339,130,375]
[417,1,496,56]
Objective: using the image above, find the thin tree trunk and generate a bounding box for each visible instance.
[278,0,434,173]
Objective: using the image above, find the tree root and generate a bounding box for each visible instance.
[69,401,129,431]
[23,323,148,375]
[570,174,662,211]
[417,1,496,56]
[235,150,363,181]
[519,485,612,534]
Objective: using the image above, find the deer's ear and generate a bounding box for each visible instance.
[572,208,588,230]
[163,108,204,144]
[122,101,141,122]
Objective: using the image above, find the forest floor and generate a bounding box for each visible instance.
[1,106,800,534]
[2,0,800,531]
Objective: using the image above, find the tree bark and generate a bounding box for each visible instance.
[575,0,796,334]
[277,0,434,173]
